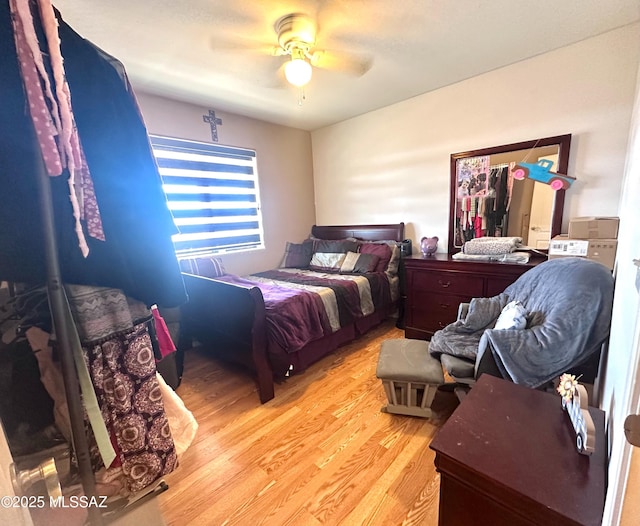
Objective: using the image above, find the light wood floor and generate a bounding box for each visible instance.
[158,320,459,526]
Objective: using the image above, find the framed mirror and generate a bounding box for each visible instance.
[448,134,571,254]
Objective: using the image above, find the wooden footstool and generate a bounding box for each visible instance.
[376,339,444,418]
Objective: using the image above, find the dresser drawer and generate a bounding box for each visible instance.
[409,270,484,296]
[410,291,469,316]
[408,291,470,333]
[408,307,454,334]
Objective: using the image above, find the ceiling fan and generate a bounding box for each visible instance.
[271,12,371,88]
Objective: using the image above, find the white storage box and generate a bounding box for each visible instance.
[548,236,617,270]
[549,236,589,257]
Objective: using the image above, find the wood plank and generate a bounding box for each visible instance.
[340,420,434,525]
[159,320,458,525]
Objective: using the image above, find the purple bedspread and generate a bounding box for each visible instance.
[216,270,390,353]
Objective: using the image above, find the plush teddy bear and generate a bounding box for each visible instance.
[420,236,438,256]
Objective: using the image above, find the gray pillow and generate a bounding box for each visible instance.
[280,240,313,268]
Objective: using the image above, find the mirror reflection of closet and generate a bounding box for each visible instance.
[448,134,571,254]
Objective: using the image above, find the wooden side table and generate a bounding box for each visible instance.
[429,375,606,526]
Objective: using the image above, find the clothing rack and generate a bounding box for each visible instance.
[33,129,104,526]
[31,127,173,526]
[2,4,190,521]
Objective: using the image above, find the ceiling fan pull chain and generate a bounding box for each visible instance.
[297,87,307,106]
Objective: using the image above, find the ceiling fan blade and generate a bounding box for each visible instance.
[310,49,373,76]
[210,35,279,56]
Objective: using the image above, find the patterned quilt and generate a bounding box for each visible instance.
[218,269,393,353]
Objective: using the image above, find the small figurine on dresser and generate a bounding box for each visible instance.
[557,373,595,455]
[420,236,438,257]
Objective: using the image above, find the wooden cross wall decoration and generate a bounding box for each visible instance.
[203,110,223,142]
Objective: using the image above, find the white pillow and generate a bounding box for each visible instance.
[309,252,346,271]
[494,301,528,330]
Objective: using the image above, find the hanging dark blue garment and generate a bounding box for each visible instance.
[0,2,186,308]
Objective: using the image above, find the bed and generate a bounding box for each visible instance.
[179,223,405,403]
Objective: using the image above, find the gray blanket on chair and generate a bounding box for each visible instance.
[429,257,614,388]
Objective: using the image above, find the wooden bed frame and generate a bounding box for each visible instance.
[180,223,405,403]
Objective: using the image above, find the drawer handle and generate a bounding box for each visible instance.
[439,303,450,309]
[438,279,451,288]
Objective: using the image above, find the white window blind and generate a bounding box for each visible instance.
[150,135,264,258]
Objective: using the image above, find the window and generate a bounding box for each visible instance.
[150,135,264,258]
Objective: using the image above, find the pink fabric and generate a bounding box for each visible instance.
[10,2,62,175]
[474,215,483,238]
[152,307,176,359]
[79,154,105,240]
[9,0,105,250]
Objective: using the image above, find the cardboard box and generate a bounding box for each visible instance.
[548,236,617,270]
[548,236,589,257]
[568,217,619,240]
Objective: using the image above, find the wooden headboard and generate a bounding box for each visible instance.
[311,223,405,242]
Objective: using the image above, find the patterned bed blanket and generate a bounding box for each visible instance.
[218,269,392,353]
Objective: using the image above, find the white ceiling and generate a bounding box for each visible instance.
[53,0,640,131]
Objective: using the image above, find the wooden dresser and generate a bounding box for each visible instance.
[403,253,543,339]
[430,375,606,526]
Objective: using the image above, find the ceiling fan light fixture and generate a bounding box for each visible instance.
[284,56,312,87]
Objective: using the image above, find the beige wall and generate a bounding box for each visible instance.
[311,23,640,250]
[135,92,315,276]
